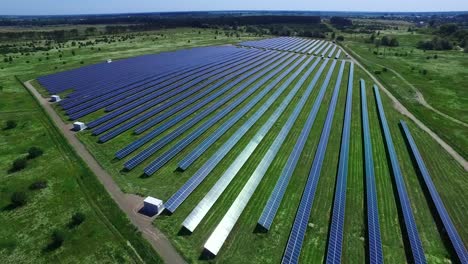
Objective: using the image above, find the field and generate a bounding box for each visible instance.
[340,28,468,159]
[2,25,467,264]
[0,27,258,263]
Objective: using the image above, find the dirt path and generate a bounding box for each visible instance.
[24,80,186,264]
[340,50,468,171]
[344,44,468,128]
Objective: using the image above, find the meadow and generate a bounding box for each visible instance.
[2,25,466,264]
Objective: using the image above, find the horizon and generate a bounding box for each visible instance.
[2,0,468,16]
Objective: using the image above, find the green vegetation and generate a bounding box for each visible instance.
[1,20,466,264]
[341,28,468,159]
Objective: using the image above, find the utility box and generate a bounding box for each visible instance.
[73,122,87,131]
[50,95,61,102]
[143,197,164,215]
[107,59,112,63]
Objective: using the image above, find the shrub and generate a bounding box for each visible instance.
[11,192,27,207]
[69,212,86,228]
[29,180,48,190]
[374,70,382,75]
[336,35,344,41]
[422,69,428,75]
[382,67,388,72]
[47,230,65,250]
[11,158,27,172]
[27,147,44,159]
[434,54,438,59]
[5,120,17,129]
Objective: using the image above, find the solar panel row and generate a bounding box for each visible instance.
[61,48,245,112]
[241,37,339,57]
[282,60,345,264]
[115,53,294,160]
[163,56,312,213]
[257,59,334,230]
[93,50,276,140]
[325,62,354,264]
[373,85,427,264]
[182,57,323,233]
[81,49,261,124]
[202,59,333,257]
[360,79,384,264]
[400,121,467,263]
[124,55,304,171]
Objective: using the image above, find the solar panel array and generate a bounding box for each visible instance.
[325,62,354,264]
[36,37,464,262]
[400,121,467,263]
[360,80,384,264]
[282,60,346,264]
[240,37,344,58]
[373,85,427,264]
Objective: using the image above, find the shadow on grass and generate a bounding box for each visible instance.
[177,226,192,237]
[253,223,268,234]
[199,248,215,261]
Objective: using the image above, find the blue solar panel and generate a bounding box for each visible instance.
[257,59,333,230]
[281,60,344,264]
[373,85,427,264]
[325,62,354,264]
[360,79,384,264]
[122,54,301,170]
[163,55,312,213]
[400,121,467,264]
[93,51,274,140]
[143,55,318,175]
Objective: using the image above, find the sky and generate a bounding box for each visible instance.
[2,0,468,15]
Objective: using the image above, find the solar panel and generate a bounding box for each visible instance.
[257,59,333,230]
[182,57,322,233]
[163,56,311,213]
[373,85,426,264]
[282,60,345,264]
[325,62,355,264]
[202,59,333,257]
[123,55,303,171]
[359,79,384,264]
[400,121,468,263]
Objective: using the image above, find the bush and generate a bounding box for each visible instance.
[382,67,388,72]
[69,212,86,228]
[374,70,382,75]
[336,35,344,41]
[11,192,27,207]
[29,180,48,190]
[27,147,44,159]
[47,230,65,250]
[11,158,27,172]
[5,120,17,129]
[433,54,438,59]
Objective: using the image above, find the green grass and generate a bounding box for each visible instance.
[3,26,466,263]
[0,27,259,263]
[340,30,468,159]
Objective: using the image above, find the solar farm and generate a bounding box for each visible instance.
[35,37,467,263]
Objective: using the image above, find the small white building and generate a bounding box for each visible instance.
[73,122,87,131]
[143,197,164,215]
[107,59,112,63]
[50,95,61,102]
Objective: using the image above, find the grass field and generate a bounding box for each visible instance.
[1,27,259,263]
[2,26,467,263]
[58,43,466,263]
[340,29,468,159]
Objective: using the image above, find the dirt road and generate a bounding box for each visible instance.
[25,80,186,264]
[340,50,468,171]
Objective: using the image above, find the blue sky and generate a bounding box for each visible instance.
[3,0,468,15]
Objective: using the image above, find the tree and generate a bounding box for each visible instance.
[29,180,48,190]
[11,158,27,172]
[27,147,44,159]
[5,120,17,129]
[331,32,336,40]
[11,192,27,207]
[336,35,344,41]
[69,212,86,228]
[47,230,65,250]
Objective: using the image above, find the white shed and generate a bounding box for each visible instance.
[73,122,87,131]
[50,95,61,102]
[143,197,164,215]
